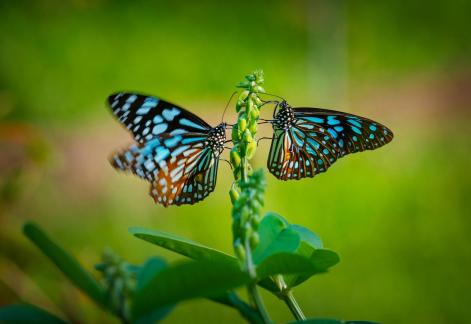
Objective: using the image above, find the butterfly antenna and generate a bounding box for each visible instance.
[260,92,287,102]
[221,91,238,124]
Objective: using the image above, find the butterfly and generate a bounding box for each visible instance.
[108,92,227,207]
[265,100,393,180]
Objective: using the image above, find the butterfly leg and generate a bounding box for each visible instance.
[220,158,233,170]
[256,137,273,145]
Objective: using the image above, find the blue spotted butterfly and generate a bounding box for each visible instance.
[266,100,393,180]
[108,92,227,207]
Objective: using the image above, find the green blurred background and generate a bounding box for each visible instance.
[1,0,470,323]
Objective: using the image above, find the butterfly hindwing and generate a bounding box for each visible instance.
[111,138,163,181]
[108,92,211,143]
[151,153,219,206]
[110,131,221,207]
[267,123,338,180]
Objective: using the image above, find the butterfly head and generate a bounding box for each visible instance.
[207,122,227,155]
[273,101,294,130]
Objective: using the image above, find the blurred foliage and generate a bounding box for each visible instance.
[1,0,471,323]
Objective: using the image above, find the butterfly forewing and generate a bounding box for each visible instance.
[108,92,211,143]
[268,104,393,180]
[294,108,393,156]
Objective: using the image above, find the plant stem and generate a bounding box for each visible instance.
[230,71,271,323]
[241,163,270,323]
[283,290,306,321]
[244,235,271,323]
[275,275,305,320]
[241,157,248,182]
[248,282,271,324]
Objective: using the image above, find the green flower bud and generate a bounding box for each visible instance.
[253,70,264,83]
[253,95,263,106]
[236,100,244,112]
[251,215,261,229]
[249,122,257,134]
[231,125,239,141]
[234,193,247,210]
[255,192,264,205]
[243,129,253,143]
[232,215,241,233]
[229,186,239,204]
[238,118,247,132]
[232,165,240,179]
[253,85,265,93]
[246,98,254,112]
[245,74,256,82]
[238,90,250,101]
[250,108,260,119]
[246,141,257,159]
[244,222,253,239]
[250,232,260,249]
[240,206,251,224]
[250,199,262,214]
[237,81,250,88]
[230,148,241,168]
[234,240,246,260]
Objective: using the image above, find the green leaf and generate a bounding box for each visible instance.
[136,257,167,292]
[288,320,379,324]
[0,304,67,324]
[130,222,339,293]
[252,212,339,288]
[132,255,325,323]
[252,212,323,263]
[23,222,107,308]
[210,292,263,324]
[131,260,251,323]
[283,249,340,288]
[290,224,323,249]
[257,253,323,279]
[129,227,237,267]
[130,241,335,322]
[256,251,339,292]
[134,257,174,323]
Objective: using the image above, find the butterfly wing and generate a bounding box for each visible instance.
[151,152,219,206]
[267,124,338,180]
[268,107,393,180]
[110,132,219,206]
[108,92,211,143]
[294,108,393,156]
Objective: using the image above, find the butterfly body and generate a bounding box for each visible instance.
[206,123,227,157]
[272,101,295,130]
[108,92,227,207]
[267,101,393,181]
